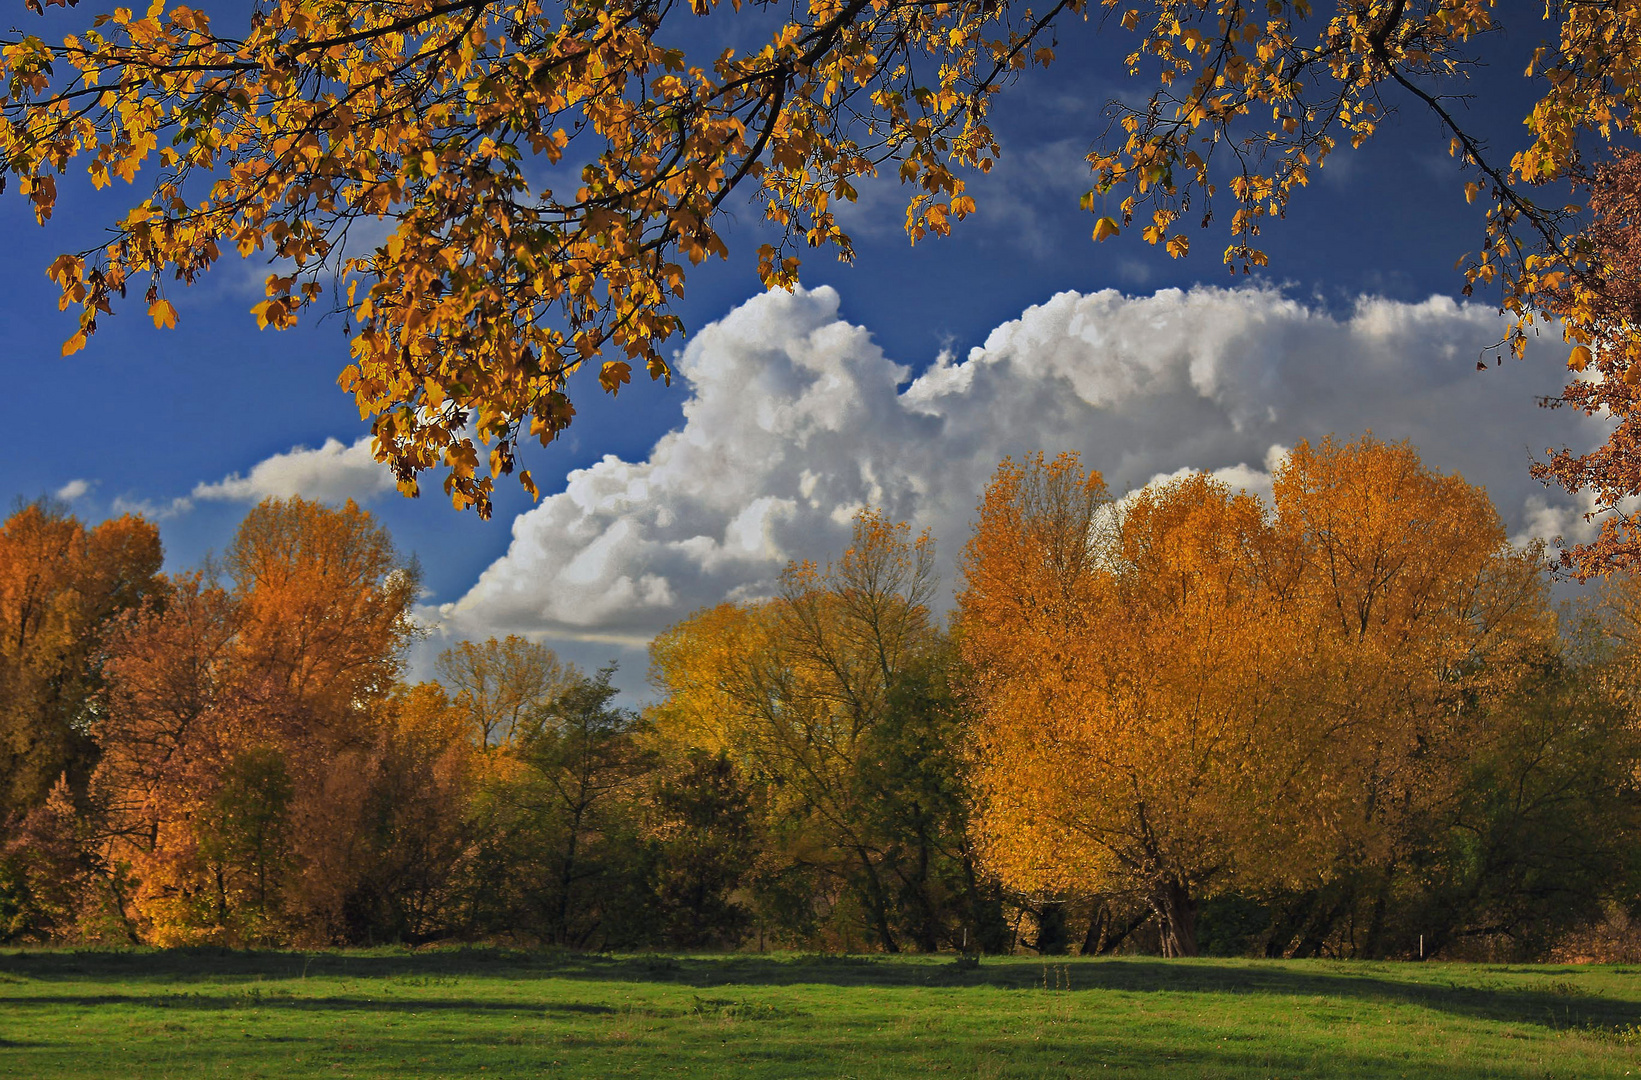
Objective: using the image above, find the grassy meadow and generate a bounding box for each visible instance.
[1,950,1639,1078]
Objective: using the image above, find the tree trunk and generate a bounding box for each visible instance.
[960,849,1011,954]
[1153,878,1199,958]
[1083,899,1149,955]
[1360,861,1397,959]
[910,825,941,953]
[855,846,899,953]
[552,811,583,946]
[1033,900,1068,955]
[1082,903,1110,956]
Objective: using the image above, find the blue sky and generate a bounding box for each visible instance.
[0,9,1601,691]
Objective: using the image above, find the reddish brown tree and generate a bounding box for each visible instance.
[1534,150,1641,577]
[94,498,422,945]
[0,503,162,824]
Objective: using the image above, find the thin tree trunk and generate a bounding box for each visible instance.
[855,846,899,953]
[1083,899,1150,955]
[1082,902,1110,956]
[1360,861,1397,959]
[960,848,1010,955]
[553,810,584,946]
[911,824,940,953]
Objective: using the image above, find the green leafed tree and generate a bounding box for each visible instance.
[465,666,658,947]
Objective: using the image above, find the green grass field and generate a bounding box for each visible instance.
[2,949,1639,1078]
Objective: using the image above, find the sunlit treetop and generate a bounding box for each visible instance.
[3,0,1639,548]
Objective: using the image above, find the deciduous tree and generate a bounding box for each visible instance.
[466,666,658,946]
[959,454,1285,956]
[959,438,1557,956]
[436,634,577,749]
[648,747,756,948]
[342,681,479,943]
[92,497,422,945]
[651,510,1003,951]
[1533,150,1641,577]
[1264,435,1555,956]
[0,502,162,827]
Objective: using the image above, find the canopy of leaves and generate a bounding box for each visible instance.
[92,497,424,945]
[649,510,1002,952]
[6,0,1641,544]
[0,502,162,822]
[957,436,1557,955]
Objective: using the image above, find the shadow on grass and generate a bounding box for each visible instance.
[0,992,616,1015]
[2,948,1638,1032]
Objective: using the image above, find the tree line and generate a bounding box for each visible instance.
[4,434,1641,958]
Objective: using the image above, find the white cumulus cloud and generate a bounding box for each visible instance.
[192,436,396,504]
[433,284,1606,654]
[111,494,194,520]
[54,478,94,502]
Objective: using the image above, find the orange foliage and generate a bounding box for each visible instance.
[10,2,1639,514]
[959,438,1554,956]
[1270,436,1554,879]
[226,498,419,720]
[0,503,162,821]
[1533,150,1641,576]
[93,498,425,945]
[960,455,1284,955]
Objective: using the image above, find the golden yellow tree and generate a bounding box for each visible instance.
[1265,436,1555,953]
[5,1,1640,526]
[959,454,1286,956]
[647,602,773,756]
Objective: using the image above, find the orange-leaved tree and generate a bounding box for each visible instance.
[959,438,1554,956]
[93,497,424,945]
[1531,150,1641,578]
[0,502,162,825]
[1262,434,1555,955]
[958,453,1288,956]
[5,1,1641,538]
[0,503,159,944]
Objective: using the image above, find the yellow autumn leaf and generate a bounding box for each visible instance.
[600,360,633,394]
[1092,216,1121,242]
[148,298,177,329]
